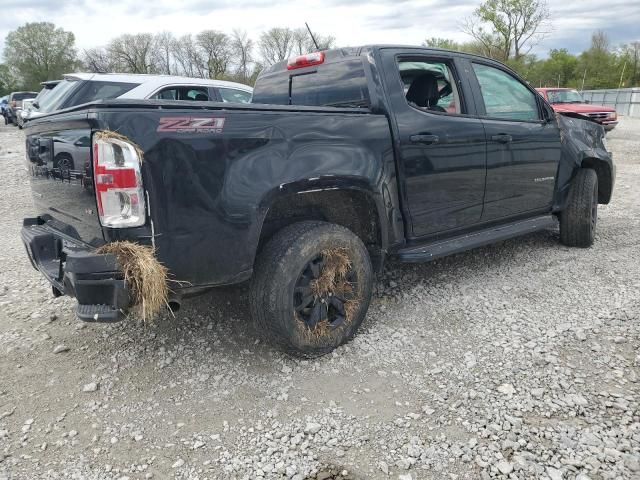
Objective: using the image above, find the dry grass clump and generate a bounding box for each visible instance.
[302,248,359,338]
[311,248,351,298]
[94,130,145,161]
[97,241,168,322]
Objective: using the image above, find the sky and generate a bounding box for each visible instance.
[0,0,639,61]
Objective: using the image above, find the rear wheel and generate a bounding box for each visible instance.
[250,221,373,358]
[54,153,74,170]
[560,168,598,247]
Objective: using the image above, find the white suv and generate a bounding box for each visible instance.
[31,73,253,119]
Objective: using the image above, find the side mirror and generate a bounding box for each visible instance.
[32,101,40,109]
[584,99,590,104]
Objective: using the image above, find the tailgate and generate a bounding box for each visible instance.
[25,125,104,246]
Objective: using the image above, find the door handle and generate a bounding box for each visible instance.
[410,134,440,145]
[491,134,513,143]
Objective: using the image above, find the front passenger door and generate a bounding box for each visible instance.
[469,62,561,221]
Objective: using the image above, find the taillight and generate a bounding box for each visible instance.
[92,135,145,228]
[287,52,325,70]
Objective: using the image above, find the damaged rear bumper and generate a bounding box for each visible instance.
[21,217,129,322]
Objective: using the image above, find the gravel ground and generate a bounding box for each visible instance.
[0,118,639,480]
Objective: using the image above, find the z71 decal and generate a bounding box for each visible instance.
[157,117,226,133]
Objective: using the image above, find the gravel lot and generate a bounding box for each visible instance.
[0,118,639,480]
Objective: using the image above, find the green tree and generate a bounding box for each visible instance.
[618,41,640,87]
[4,22,77,89]
[423,38,462,50]
[538,49,579,87]
[0,64,19,95]
[464,0,551,61]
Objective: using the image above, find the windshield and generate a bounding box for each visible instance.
[36,79,79,113]
[547,89,584,104]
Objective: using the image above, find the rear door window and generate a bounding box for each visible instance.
[218,88,252,103]
[398,59,463,114]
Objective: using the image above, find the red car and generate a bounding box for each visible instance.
[536,88,618,131]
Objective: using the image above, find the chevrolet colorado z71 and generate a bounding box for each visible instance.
[22,46,614,357]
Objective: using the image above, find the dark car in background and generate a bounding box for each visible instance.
[0,96,8,116]
[4,91,38,125]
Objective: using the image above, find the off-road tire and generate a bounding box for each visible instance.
[560,168,598,247]
[250,221,373,358]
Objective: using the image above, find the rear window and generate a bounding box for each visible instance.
[63,81,140,108]
[13,92,37,101]
[253,59,370,108]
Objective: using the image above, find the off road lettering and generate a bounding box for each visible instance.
[157,117,225,133]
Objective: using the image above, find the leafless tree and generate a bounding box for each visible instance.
[83,47,115,73]
[591,30,610,52]
[258,27,296,66]
[107,33,157,73]
[153,32,175,75]
[292,28,335,55]
[196,30,233,79]
[231,29,254,82]
[171,34,206,78]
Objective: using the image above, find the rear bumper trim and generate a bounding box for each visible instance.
[21,218,129,322]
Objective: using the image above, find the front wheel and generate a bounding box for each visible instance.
[250,221,373,358]
[560,168,598,247]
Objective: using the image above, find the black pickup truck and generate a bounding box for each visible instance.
[22,45,614,357]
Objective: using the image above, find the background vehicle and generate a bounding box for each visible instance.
[17,98,35,128]
[31,73,253,116]
[537,87,618,131]
[5,91,37,125]
[0,96,8,116]
[19,80,61,126]
[22,46,614,358]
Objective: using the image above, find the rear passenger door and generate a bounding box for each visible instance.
[380,49,487,238]
[467,61,561,221]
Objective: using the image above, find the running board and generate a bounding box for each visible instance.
[394,215,557,263]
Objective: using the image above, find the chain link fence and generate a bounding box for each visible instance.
[580,88,640,118]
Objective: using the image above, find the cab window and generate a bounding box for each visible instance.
[218,88,252,103]
[398,59,462,114]
[472,63,539,121]
[152,87,210,101]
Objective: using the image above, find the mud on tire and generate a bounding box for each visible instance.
[250,221,374,358]
[560,168,598,248]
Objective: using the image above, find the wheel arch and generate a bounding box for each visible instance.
[581,157,613,204]
[253,178,390,272]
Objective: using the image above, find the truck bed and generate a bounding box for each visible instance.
[24,99,396,289]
